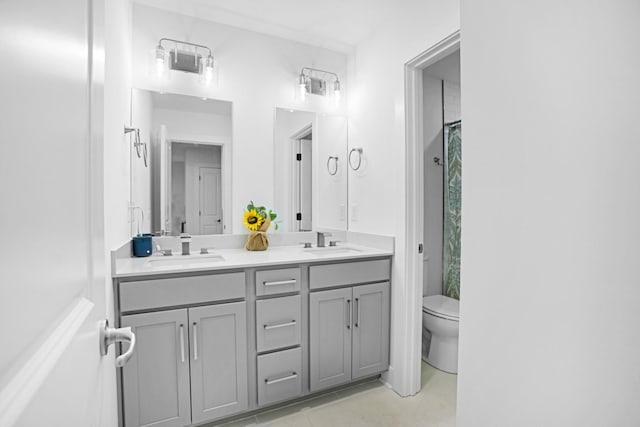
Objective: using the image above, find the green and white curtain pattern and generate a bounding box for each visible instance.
[443,122,461,300]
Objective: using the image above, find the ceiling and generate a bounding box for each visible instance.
[151,92,232,115]
[132,0,406,53]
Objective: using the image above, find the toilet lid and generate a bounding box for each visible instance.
[423,295,459,320]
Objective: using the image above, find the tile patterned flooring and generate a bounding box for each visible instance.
[216,362,457,427]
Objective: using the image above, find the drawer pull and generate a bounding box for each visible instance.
[264,320,297,330]
[263,279,297,287]
[265,372,297,385]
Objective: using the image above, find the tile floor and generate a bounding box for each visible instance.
[215,362,457,427]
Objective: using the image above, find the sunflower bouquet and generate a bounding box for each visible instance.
[243,201,278,251]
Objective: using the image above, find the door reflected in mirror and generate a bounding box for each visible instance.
[130,89,232,236]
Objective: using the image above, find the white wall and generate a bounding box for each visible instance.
[105,0,133,249]
[422,74,444,297]
[130,88,152,235]
[130,4,348,234]
[457,1,640,425]
[347,0,459,394]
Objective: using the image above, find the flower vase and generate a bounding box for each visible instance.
[245,218,270,251]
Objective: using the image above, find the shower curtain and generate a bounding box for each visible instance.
[443,122,461,300]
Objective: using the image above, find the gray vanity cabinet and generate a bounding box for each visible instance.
[189,302,248,424]
[309,259,391,393]
[120,309,191,427]
[120,301,248,427]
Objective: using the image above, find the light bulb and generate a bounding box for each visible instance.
[199,55,215,86]
[333,79,341,106]
[298,74,307,101]
[154,44,166,79]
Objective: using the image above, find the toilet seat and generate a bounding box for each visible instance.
[422,295,459,321]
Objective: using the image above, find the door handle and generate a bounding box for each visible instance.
[346,299,351,330]
[355,297,359,328]
[179,324,185,363]
[99,319,136,368]
[193,322,198,361]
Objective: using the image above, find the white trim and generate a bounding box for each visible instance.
[0,298,94,426]
[402,30,460,396]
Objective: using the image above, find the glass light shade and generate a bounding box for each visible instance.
[333,79,341,106]
[149,46,170,80]
[298,74,308,101]
[199,55,215,86]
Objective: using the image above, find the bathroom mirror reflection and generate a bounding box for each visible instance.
[130,89,232,236]
[273,108,348,232]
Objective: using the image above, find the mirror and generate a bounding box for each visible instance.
[130,89,232,236]
[129,91,349,237]
[273,108,348,232]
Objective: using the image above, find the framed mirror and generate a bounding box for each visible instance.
[130,89,232,236]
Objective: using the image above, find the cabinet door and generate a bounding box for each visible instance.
[189,302,248,424]
[352,282,390,379]
[121,309,191,427]
[309,287,352,392]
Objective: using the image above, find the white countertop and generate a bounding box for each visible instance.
[113,243,393,278]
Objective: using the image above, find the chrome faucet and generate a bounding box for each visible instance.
[317,231,332,248]
[180,233,192,255]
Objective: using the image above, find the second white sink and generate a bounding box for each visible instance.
[147,253,225,267]
[303,246,364,256]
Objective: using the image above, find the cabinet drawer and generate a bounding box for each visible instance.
[255,268,301,296]
[309,259,391,290]
[256,295,301,352]
[120,272,245,312]
[257,347,302,407]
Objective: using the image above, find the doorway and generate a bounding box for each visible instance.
[170,142,223,235]
[291,124,313,232]
[404,31,460,393]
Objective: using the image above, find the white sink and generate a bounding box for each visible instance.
[303,246,364,256]
[147,253,225,267]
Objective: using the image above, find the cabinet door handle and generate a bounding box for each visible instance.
[263,279,296,287]
[264,320,297,330]
[179,324,185,363]
[346,299,351,330]
[355,297,359,328]
[265,372,297,385]
[192,322,198,361]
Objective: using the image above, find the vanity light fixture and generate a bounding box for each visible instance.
[152,38,215,85]
[298,67,341,105]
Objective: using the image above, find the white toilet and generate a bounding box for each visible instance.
[422,295,460,374]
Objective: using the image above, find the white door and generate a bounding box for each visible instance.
[0,0,113,426]
[199,167,222,234]
[299,138,313,231]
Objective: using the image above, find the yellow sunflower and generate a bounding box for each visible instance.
[243,209,264,231]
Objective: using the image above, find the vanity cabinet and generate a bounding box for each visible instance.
[121,302,247,427]
[117,272,248,427]
[115,256,391,427]
[308,259,391,392]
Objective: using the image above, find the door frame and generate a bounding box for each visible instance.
[403,30,460,394]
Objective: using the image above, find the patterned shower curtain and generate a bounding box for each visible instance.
[443,122,461,300]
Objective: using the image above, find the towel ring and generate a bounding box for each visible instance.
[348,148,363,171]
[327,156,338,175]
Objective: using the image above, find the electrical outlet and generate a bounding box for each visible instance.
[340,204,346,221]
[351,204,358,221]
